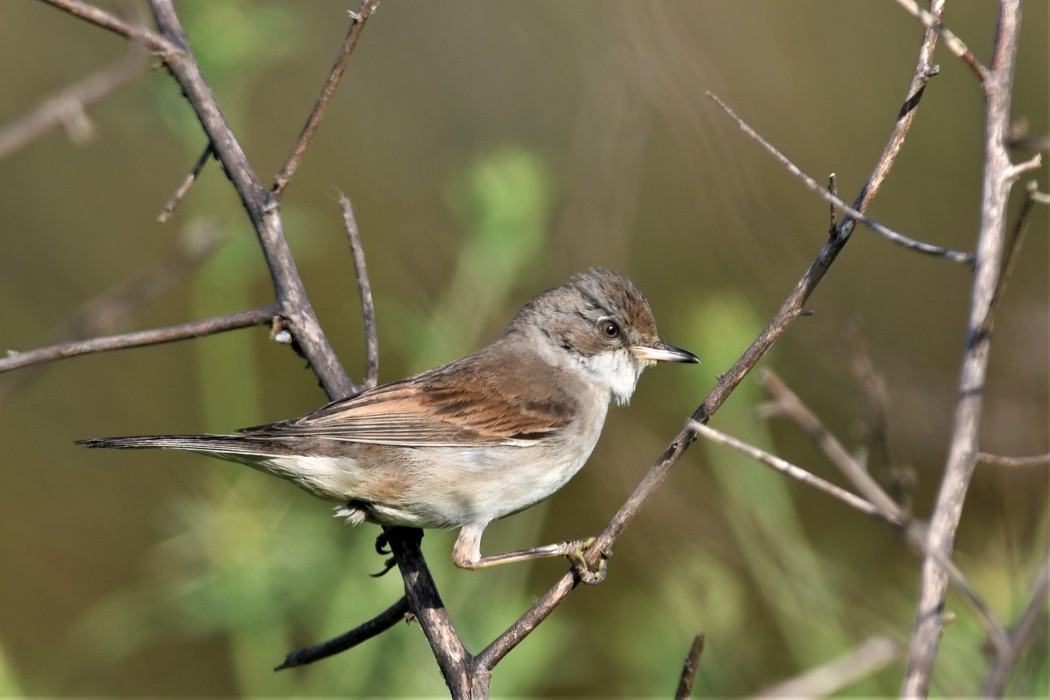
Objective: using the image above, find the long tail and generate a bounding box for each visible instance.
[76,434,292,460]
[76,434,349,502]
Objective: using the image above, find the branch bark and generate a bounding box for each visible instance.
[902,2,1028,695]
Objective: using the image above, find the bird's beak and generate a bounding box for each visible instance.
[630,341,701,364]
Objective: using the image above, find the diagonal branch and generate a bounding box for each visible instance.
[145,0,354,400]
[471,2,951,673]
[894,0,991,82]
[706,92,972,264]
[272,0,380,196]
[43,0,176,55]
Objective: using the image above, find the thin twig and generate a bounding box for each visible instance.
[276,595,410,670]
[674,634,705,700]
[339,192,379,388]
[146,0,354,400]
[0,305,279,373]
[158,144,214,222]
[893,0,990,82]
[43,0,177,55]
[0,225,224,402]
[904,3,1026,693]
[707,92,973,264]
[977,452,1050,468]
[692,420,888,519]
[0,42,147,159]
[272,0,380,196]
[757,370,1011,655]
[986,180,1042,326]
[759,370,902,517]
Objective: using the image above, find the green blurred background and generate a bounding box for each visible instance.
[0,1,1046,696]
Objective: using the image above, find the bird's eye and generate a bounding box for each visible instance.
[600,319,621,339]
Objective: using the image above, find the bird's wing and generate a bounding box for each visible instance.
[242,375,574,448]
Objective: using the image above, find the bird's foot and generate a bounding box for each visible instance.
[566,537,610,585]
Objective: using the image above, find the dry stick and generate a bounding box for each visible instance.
[674,634,705,700]
[159,144,214,222]
[474,5,949,675]
[383,528,474,698]
[691,420,887,520]
[893,0,990,82]
[757,370,1011,656]
[0,226,224,404]
[275,595,411,670]
[145,0,354,399]
[339,193,379,388]
[977,452,1050,468]
[986,180,1043,333]
[903,3,1029,695]
[0,42,146,159]
[39,0,353,396]
[45,0,175,53]
[706,93,972,265]
[272,0,379,197]
[0,305,279,372]
[981,552,1050,697]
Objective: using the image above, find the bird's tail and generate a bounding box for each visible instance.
[76,434,290,460]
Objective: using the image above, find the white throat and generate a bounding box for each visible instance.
[570,349,643,406]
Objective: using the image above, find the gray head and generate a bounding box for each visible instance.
[507,269,699,404]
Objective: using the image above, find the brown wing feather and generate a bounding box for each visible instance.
[242,354,576,447]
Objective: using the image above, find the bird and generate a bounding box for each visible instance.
[78,268,699,581]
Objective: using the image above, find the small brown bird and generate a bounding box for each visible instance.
[79,269,699,579]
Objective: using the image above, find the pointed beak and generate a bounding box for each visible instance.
[630,341,701,364]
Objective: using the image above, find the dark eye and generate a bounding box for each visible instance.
[600,319,621,339]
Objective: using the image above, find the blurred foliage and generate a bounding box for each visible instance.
[0,1,1046,697]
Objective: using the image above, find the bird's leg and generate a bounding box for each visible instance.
[452,523,610,584]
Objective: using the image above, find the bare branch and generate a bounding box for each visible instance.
[674,634,705,700]
[276,596,410,670]
[0,42,147,159]
[42,0,177,55]
[904,3,1027,693]
[0,305,279,373]
[0,225,224,403]
[146,0,354,399]
[158,144,214,222]
[338,192,379,389]
[977,452,1050,468]
[694,420,890,520]
[985,180,1043,329]
[893,0,991,82]
[382,528,474,697]
[706,92,972,264]
[757,371,1010,654]
[759,370,903,517]
[272,0,380,196]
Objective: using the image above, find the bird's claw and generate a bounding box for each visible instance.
[567,537,610,585]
